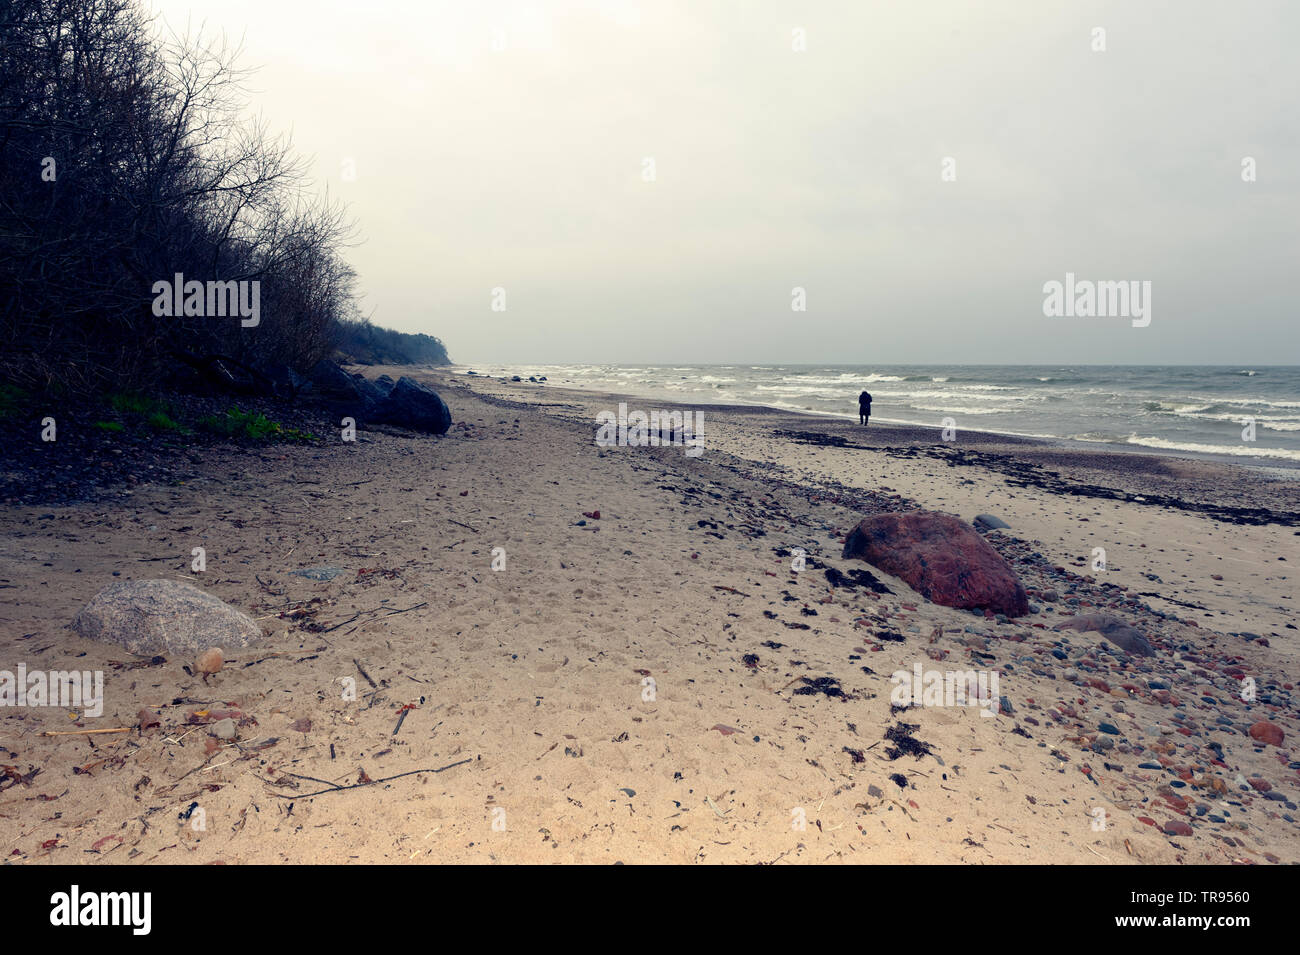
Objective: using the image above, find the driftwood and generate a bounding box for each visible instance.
[272,758,473,798]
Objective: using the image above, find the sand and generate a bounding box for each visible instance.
[1,367,1296,864]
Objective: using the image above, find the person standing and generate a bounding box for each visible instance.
[858,390,872,426]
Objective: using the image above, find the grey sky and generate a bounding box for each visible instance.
[149,0,1299,366]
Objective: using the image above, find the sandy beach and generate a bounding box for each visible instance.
[1,367,1297,865]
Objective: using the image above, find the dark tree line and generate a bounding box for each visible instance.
[334,319,449,367]
[0,0,439,397]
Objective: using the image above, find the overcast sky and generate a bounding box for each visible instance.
[148,0,1298,366]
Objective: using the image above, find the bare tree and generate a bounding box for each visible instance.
[0,0,359,395]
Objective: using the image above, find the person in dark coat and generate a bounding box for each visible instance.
[858,390,872,426]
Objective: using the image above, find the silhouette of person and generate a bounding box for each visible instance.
[858,390,872,426]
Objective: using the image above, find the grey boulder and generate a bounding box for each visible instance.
[72,579,262,655]
[1054,614,1155,657]
[371,376,453,434]
[308,360,363,401]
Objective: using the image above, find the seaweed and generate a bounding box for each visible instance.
[793,676,852,700]
[884,722,932,760]
[824,566,894,595]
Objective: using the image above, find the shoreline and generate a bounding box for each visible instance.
[445,368,1300,527]
[450,365,1300,475]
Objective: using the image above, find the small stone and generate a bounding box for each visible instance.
[196,648,224,676]
[1098,722,1120,735]
[1163,820,1193,837]
[212,718,237,740]
[291,566,346,581]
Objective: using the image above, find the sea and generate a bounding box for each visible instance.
[456,364,1300,471]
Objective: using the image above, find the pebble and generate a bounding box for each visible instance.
[196,648,224,676]
[212,718,237,740]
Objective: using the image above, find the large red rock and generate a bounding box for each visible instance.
[1249,721,1285,747]
[841,511,1029,617]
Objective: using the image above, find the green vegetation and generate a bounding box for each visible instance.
[197,406,316,442]
[109,392,159,416]
[146,410,189,434]
[93,420,125,432]
[0,382,28,419]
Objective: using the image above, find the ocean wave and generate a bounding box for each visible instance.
[1142,400,1216,415]
[910,404,1011,416]
[780,373,906,385]
[1067,431,1300,462]
[1121,434,1300,462]
[891,389,1032,402]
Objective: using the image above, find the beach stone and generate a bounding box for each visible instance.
[1249,721,1285,747]
[841,511,1029,617]
[212,718,237,740]
[351,373,388,406]
[371,376,453,434]
[291,566,346,581]
[973,514,1010,532]
[196,648,224,676]
[308,359,363,400]
[1053,614,1154,657]
[72,579,260,655]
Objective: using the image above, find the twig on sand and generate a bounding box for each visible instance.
[41,727,130,737]
[447,519,479,534]
[775,676,804,694]
[273,758,473,798]
[712,585,747,596]
[323,610,376,634]
[383,602,427,618]
[353,658,378,688]
[392,707,411,736]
